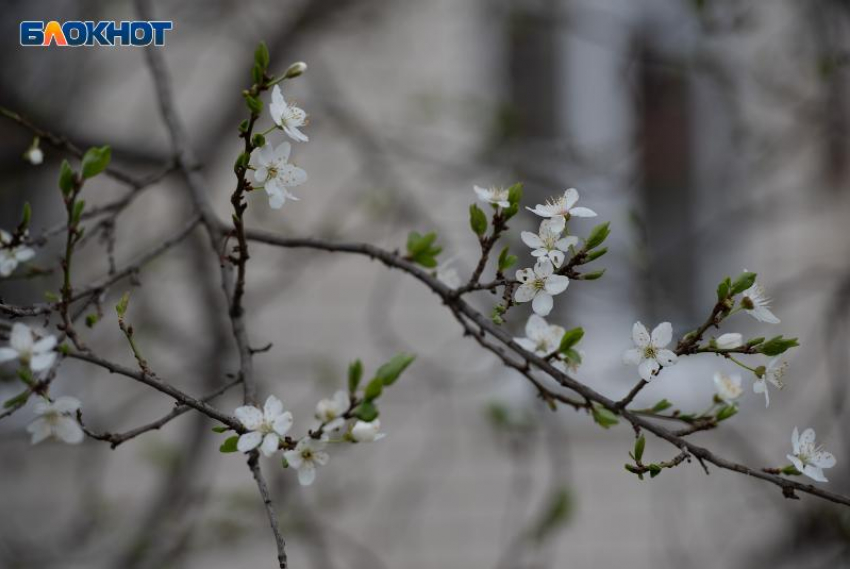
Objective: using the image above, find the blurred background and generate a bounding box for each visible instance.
[1,0,850,567]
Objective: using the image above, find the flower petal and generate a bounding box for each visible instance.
[520,231,543,249]
[525,314,547,339]
[513,283,536,303]
[237,431,263,453]
[273,411,294,437]
[283,449,302,469]
[813,451,836,469]
[32,335,57,353]
[234,406,264,430]
[651,322,672,348]
[623,348,643,366]
[27,418,51,445]
[568,207,596,218]
[264,395,284,421]
[534,260,554,278]
[799,428,816,447]
[10,323,32,352]
[562,188,579,209]
[655,349,678,367]
[543,275,569,295]
[52,396,81,414]
[260,433,280,457]
[803,465,827,483]
[30,352,56,372]
[0,347,18,363]
[638,358,659,381]
[297,464,316,486]
[531,293,553,316]
[632,322,650,348]
[515,268,534,283]
[54,417,84,444]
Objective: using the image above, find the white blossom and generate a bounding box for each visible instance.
[283,437,329,486]
[351,419,386,442]
[520,220,579,268]
[0,322,56,372]
[249,141,307,209]
[234,395,294,457]
[713,371,743,404]
[716,333,743,350]
[473,185,510,208]
[513,260,569,316]
[526,188,596,233]
[24,147,43,165]
[514,314,564,357]
[623,322,678,381]
[787,427,835,483]
[753,358,786,408]
[553,350,584,374]
[27,396,83,445]
[0,230,36,277]
[269,85,309,142]
[316,390,349,431]
[741,282,779,324]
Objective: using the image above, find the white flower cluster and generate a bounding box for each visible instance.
[232,392,384,486]
[0,230,35,278]
[249,84,309,209]
[0,323,83,445]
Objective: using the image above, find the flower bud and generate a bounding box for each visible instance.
[716,333,743,350]
[284,61,308,79]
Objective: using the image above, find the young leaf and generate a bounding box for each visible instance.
[648,463,662,478]
[581,269,605,281]
[583,247,607,263]
[348,359,363,393]
[497,246,517,272]
[717,277,731,301]
[651,399,672,413]
[355,401,379,422]
[469,204,488,236]
[375,353,416,386]
[585,222,610,250]
[730,271,757,295]
[81,146,111,179]
[59,159,76,195]
[757,336,799,356]
[716,405,738,421]
[558,327,584,353]
[592,404,619,429]
[634,435,646,462]
[219,436,239,453]
[115,292,130,318]
[364,377,384,401]
[254,41,270,70]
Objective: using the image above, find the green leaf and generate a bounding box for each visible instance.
[561,348,582,366]
[254,41,270,70]
[581,269,605,281]
[651,399,672,413]
[3,390,29,409]
[245,95,263,115]
[558,327,584,353]
[507,182,523,206]
[375,353,416,386]
[583,247,607,263]
[405,231,442,267]
[20,202,31,229]
[585,222,610,250]
[716,405,738,421]
[251,133,266,148]
[71,199,85,225]
[251,63,263,84]
[211,426,230,433]
[757,336,799,356]
[469,204,488,236]
[81,146,111,179]
[85,313,99,328]
[730,271,757,295]
[592,405,619,429]
[717,277,731,301]
[497,246,517,272]
[59,159,76,195]
[364,377,383,401]
[115,292,130,318]
[348,359,363,393]
[355,401,379,422]
[781,465,802,476]
[219,435,239,453]
[634,435,646,462]
[648,463,662,478]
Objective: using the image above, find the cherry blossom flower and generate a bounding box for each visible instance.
[716,333,743,350]
[351,419,386,442]
[473,185,510,208]
[27,397,84,445]
[234,395,293,457]
[0,230,35,277]
[520,220,579,268]
[741,282,779,324]
[787,427,835,483]
[249,141,307,209]
[713,372,743,404]
[753,358,786,408]
[514,260,569,316]
[514,314,564,357]
[526,188,596,233]
[623,322,678,381]
[269,85,308,142]
[0,322,56,372]
[283,437,329,486]
[316,390,349,432]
